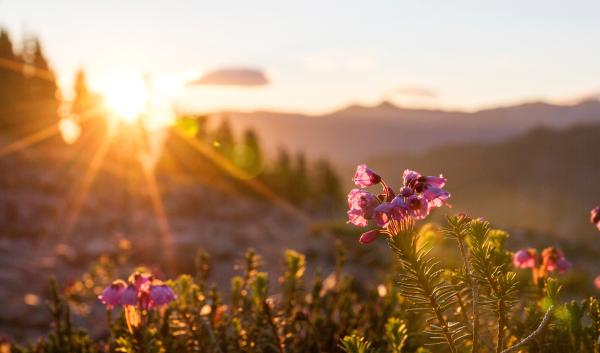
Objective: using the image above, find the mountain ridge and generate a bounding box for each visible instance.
[211,99,600,162]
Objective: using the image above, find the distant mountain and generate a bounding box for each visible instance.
[216,99,600,162]
[365,124,600,252]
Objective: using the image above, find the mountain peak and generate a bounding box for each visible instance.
[375,100,399,110]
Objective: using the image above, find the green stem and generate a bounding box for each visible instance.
[500,306,554,353]
[457,237,480,353]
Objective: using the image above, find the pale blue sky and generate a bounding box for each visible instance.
[1,0,600,113]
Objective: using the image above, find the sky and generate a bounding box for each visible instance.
[1,0,600,114]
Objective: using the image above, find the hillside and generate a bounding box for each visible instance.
[217,100,600,161]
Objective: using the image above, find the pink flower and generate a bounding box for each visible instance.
[591,206,600,231]
[390,196,409,219]
[422,186,450,208]
[119,285,138,306]
[403,169,446,191]
[406,195,430,220]
[150,284,175,306]
[594,275,600,289]
[373,202,396,227]
[347,189,379,227]
[99,280,126,308]
[402,169,421,188]
[512,248,536,269]
[359,229,381,244]
[347,209,369,227]
[131,272,153,292]
[555,258,572,273]
[149,284,176,307]
[399,187,413,198]
[419,175,446,189]
[352,164,381,188]
[542,247,570,273]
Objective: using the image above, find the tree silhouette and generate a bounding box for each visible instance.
[70,67,105,143]
[13,36,59,134]
[235,128,263,177]
[289,152,309,203]
[0,29,25,131]
[212,116,234,160]
[312,158,342,213]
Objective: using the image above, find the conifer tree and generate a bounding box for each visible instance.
[312,158,342,212]
[0,29,25,131]
[235,128,263,176]
[212,116,234,160]
[20,37,59,133]
[289,152,309,203]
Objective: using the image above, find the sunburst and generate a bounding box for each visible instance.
[0,57,309,275]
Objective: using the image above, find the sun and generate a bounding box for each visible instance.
[96,71,148,122]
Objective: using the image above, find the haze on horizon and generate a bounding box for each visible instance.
[1,0,600,114]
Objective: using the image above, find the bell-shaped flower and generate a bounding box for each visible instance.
[346,189,379,227]
[119,285,138,306]
[405,195,430,220]
[99,280,126,308]
[512,248,536,269]
[422,186,450,208]
[373,202,396,227]
[352,164,381,188]
[149,284,176,307]
[542,247,570,273]
[359,229,381,244]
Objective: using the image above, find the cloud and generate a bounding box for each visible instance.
[394,85,439,99]
[188,68,269,87]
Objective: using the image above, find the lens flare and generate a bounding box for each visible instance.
[58,117,81,144]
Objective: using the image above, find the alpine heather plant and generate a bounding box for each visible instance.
[345,164,561,353]
[99,271,175,336]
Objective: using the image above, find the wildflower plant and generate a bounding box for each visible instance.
[8,165,600,353]
[345,164,566,353]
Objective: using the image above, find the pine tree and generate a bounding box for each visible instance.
[0,29,25,131]
[212,116,234,160]
[71,68,91,116]
[19,37,59,133]
[289,152,309,203]
[235,128,263,177]
[312,158,342,213]
[70,67,105,143]
[270,147,293,198]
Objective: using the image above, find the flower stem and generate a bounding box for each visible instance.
[500,306,554,353]
[457,237,480,353]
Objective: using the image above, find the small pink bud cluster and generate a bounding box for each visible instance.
[348,164,450,244]
[99,272,175,309]
[513,246,571,284]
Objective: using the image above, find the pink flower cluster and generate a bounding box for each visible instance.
[99,272,175,309]
[348,164,450,244]
[591,206,600,231]
[513,247,571,273]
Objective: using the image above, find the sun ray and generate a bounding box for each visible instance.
[133,125,175,272]
[0,104,105,158]
[61,134,111,237]
[171,128,310,224]
[0,57,57,82]
[0,124,59,158]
